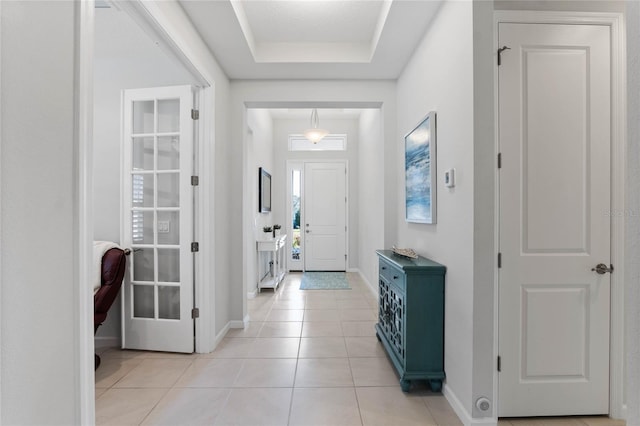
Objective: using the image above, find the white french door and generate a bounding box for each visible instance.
[498,23,611,416]
[122,85,195,353]
[304,162,347,271]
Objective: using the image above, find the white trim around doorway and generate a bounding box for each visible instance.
[75,0,96,423]
[493,11,626,420]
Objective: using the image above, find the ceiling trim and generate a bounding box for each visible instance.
[369,0,393,60]
[244,101,383,109]
[230,0,394,64]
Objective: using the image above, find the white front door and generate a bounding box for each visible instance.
[304,162,347,271]
[498,23,611,416]
[122,85,196,353]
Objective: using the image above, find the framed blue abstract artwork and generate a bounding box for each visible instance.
[405,112,436,224]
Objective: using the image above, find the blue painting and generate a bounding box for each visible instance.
[405,112,436,224]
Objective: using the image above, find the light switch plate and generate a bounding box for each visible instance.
[444,168,455,188]
[158,221,170,233]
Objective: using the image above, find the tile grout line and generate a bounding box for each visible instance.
[135,386,173,426]
[285,294,304,426]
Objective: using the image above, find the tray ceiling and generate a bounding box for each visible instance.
[178,0,443,79]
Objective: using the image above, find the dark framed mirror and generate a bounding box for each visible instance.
[259,167,271,213]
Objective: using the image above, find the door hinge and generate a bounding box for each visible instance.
[497,45,511,66]
[191,109,200,120]
[497,356,502,372]
[498,252,502,268]
[191,308,200,319]
[191,242,200,252]
[191,176,199,186]
[497,153,502,169]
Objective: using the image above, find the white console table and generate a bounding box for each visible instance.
[256,234,287,292]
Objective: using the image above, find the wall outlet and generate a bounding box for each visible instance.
[158,221,170,233]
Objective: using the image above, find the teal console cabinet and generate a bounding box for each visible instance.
[375,250,446,392]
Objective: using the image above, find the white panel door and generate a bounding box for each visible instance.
[122,85,195,353]
[498,23,611,416]
[304,162,347,271]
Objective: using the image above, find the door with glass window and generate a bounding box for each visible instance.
[121,85,195,353]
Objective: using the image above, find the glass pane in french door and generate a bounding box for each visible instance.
[157,99,180,133]
[130,96,182,321]
[157,173,180,207]
[158,286,180,320]
[132,248,154,282]
[157,136,180,170]
[157,211,179,245]
[133,285,154,318]
[132,101,154,134]
[132,137,154,170]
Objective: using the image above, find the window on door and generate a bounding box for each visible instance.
[292,170,301,261]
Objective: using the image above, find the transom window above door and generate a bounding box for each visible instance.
[288,134,347,151]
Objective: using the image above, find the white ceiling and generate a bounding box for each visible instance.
[178,0,443,80]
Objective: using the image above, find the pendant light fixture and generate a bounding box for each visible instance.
[303,108,329,143]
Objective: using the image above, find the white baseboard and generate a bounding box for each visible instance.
[213,322,231,349]
[210,317,250,353]
[247,288,257,299]
[356,269,378,298]
[229,317,247,329]
[347,268,359,273]
[443,384,497,426]
[94,336,119,350]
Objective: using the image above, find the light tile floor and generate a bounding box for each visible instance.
[95,272,624,426]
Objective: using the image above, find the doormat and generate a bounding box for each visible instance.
[300,272,351,290]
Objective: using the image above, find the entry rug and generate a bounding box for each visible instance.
[300,272,351,290]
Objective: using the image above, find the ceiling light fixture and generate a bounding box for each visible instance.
[303,109,329,144]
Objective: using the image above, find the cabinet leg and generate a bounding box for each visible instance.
[400,379,411,392]
[429,379,442,392]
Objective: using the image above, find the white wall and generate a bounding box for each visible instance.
[246,109,274,295]
[358,109,385,289]
[230,80,396,324]
[93,6,198,346]
[396,0,476,418]
[1,1,86,423]
[272,117,360,271]
[626,1,640,424]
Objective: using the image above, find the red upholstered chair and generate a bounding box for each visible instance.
[94,247,129,369]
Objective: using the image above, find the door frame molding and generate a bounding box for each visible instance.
[493,11,626,419]
[75,0,96,422]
